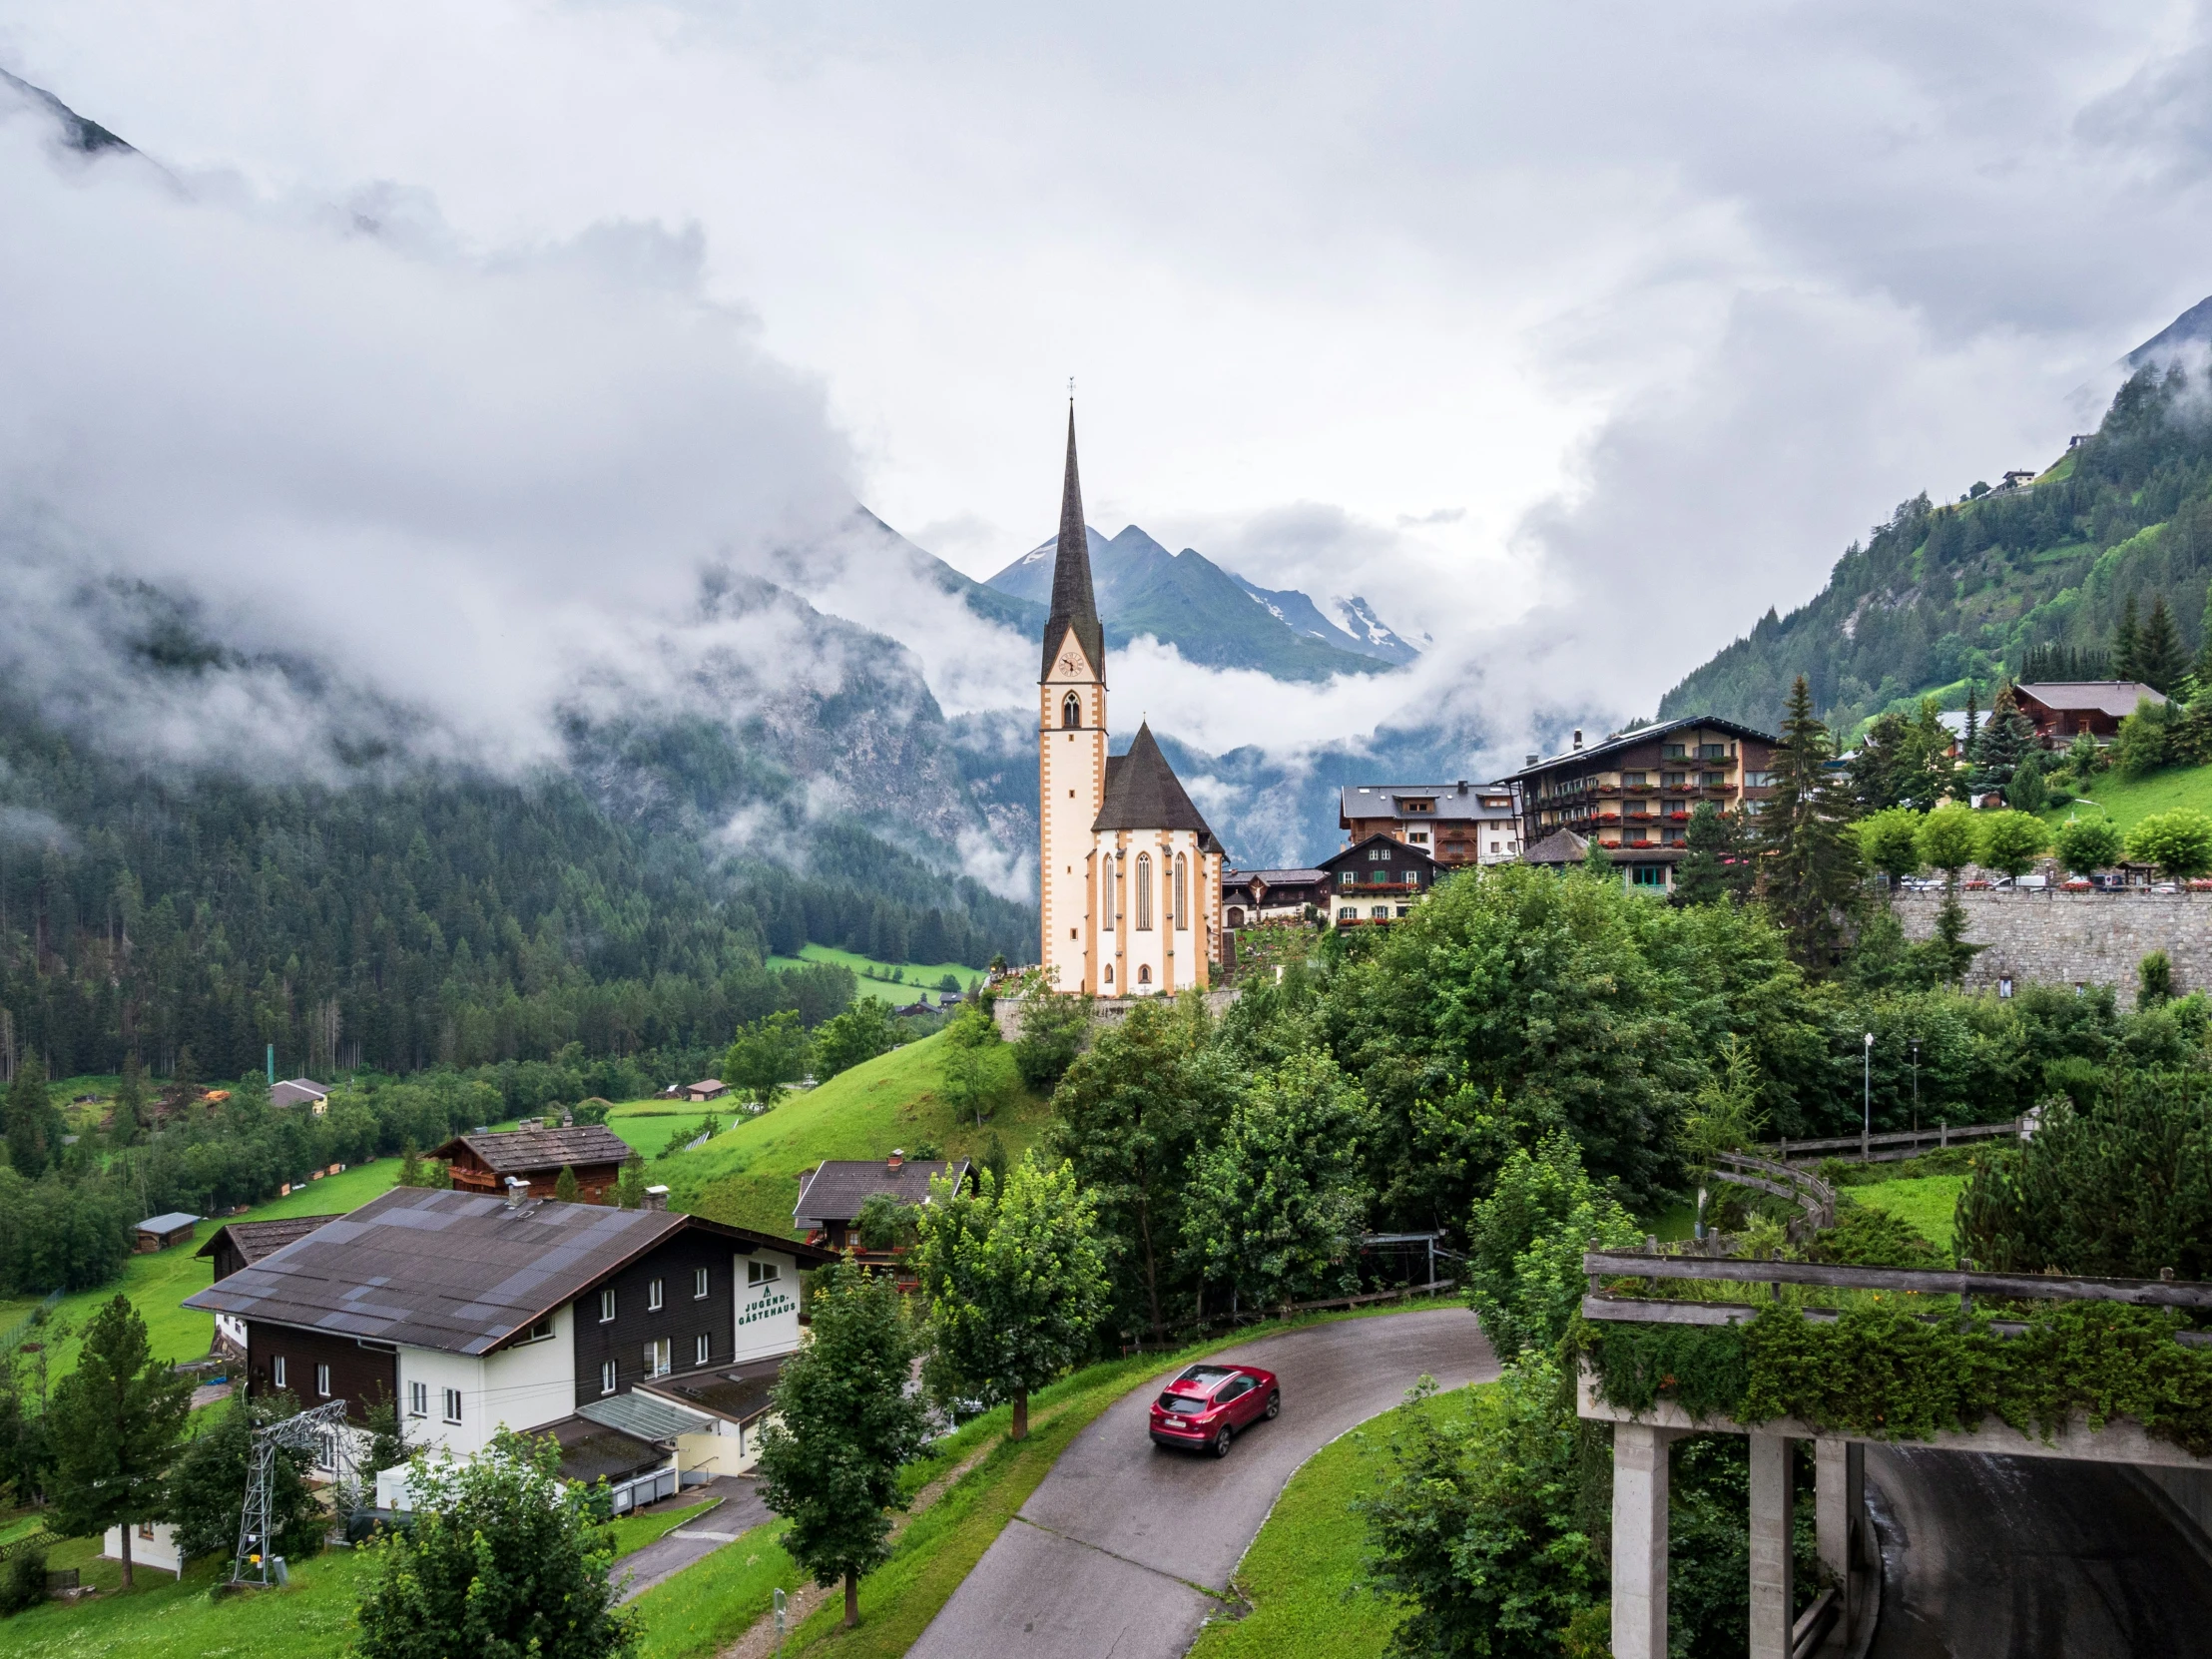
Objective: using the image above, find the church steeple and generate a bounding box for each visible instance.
[1041,405,1105,685]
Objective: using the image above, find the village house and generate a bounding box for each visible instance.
[1219,866,1329,929]
[1510,717,1778,894]
[1320,832,1439,926]
[1338,781,1522,866]
[683,1079,730,1103]
[133,1212,200,1253]
[271,1077,328,1113]
[184,1184,832,1504]
[429,1123,633,1203]
[198,1214,339,1356]
[2013,681,2167,745]
[794,1152,972,1254]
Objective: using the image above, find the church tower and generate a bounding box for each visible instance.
[1038,407,1107,992]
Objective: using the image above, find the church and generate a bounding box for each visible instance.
[1036,411,1227,995]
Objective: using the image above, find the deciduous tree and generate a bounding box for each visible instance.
[723,1010,811,1107]
[757,1257,930,1628]
[1179,1049,1374,1314]
[166,1388,321,1564]
[355,1427,634,1659]
[1976,810,2049,880]
[1463,1131,1638,1361]
[811,998,898,1082]
[2055,817,2123,878]
[915,1155,1109,1441]
[1857,807,1926,890]
[2126,809,2212,883]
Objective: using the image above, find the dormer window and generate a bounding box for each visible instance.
[1062,692,1080,729]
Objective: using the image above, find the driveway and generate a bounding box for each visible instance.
[1867,1446,2212,1657]
[906,1307,1498,1659]
[611,1475,772,1604]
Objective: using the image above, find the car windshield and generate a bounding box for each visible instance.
[1157,1392,1209,1413]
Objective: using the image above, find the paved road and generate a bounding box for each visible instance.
[611,1476,771,1604]
[1867,1446,2212,1657]
[906,1308,1498,1659]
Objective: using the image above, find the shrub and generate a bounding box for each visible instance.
[0,1547,47,1616]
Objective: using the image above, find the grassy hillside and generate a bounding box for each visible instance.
[2044,760,2212,832]
[1660,357,2212,733]
[1851,1174,1966,1253]
[768,942,983,1005]
[662,1031,1053,1237]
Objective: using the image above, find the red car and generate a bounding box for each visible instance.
[1147,1363,1280,1456]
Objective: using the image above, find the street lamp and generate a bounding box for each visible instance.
[1863,1032,1875,1163]
[1911,1038,1921,1140]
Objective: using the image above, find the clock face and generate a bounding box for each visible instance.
[1060,655,1079,675]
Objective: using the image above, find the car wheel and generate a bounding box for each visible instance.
[1264,1391,1280,1420]
[1213,1424,1234,1458]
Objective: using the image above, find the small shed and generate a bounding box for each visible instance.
[684,1079,730,1103]
[135,1212,201,1254]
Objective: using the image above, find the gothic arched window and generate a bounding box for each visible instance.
[1104,963,1114,985]
[1173,852,1188,929]
[1136,853,1153,929]
[1062,692,1080,729]
[1138,963,1152,985]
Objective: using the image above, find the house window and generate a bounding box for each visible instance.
[314,1363,330,1398]
[1135,853,1153,929]
[1999,976,2014,999]
[601,1288,616,1324]
[1408,830,1429,843]
[695,1267,710,1300]
[139,1521,155,1541]
[1631,865,1667,888]
[409,1382,427,1417]
[443,1387,462,1423]
[1339,871,1355,886]
[1406,869,1421,886]
[520,1317,555,1344]
[1662,772,1686,788]
[645,1339,672,1379]
[1173,852,1188,929]
[601,1360,618,1395]
[1370,904,1388,918]
[272,1356,287,1389]
[1624,772,1646,787]
[1663,744,1687,760]
[1744,772,1773,788]
[749,1260,781,1285]
[696,1333,711,1367]
[1700,772,1724,788]
[1370,847,1387,860]
[1062,691,1080,729]
[649,1278,665,1312]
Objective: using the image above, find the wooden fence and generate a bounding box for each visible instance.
[1710,1151,1836,1231]
[1765,1118,2022,1167]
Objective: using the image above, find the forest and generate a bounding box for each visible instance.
[0,699,1030,1083]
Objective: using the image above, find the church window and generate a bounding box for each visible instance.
[1135,854,1153,929]
[1062,692,1080,729]
[1104,964,1114,984]
[1173,853,1188,929]
[1139,964,1152,984]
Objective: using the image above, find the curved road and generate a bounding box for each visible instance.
[907,1308,1498,1659]
[1867,1446,2212,1657]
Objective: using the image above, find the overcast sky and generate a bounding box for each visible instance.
[8,2,2212,765]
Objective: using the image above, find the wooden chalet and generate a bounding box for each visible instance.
[1338,780,1522,867]
[2013,682,2167,745]
[1319,832,1438,927]
[429,1124,633,1203]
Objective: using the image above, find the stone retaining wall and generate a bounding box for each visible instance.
[989,987,1241,1041]
[1892,890,2212,1007]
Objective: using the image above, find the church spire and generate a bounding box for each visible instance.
[1041,404,1105,684]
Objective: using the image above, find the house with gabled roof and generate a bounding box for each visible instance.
[430,1123,633,1203]
[184,1185,834,1478]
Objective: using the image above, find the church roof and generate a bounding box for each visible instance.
[1094,724,1216,835]
[1041,407,1107,684]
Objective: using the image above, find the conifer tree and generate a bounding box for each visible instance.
[1674,803,1750,906]
[4,1051,51,1177]
[554,1164,581,1203]
[1755,677,1863,973]
[1968,684,2036,798]
[114,1052,148,1143]
[2114,592,2142,683]
[48,1297,193,1587]
[2137,594,2190,694]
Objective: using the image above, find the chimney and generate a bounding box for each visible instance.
[644,1184,670,1213]
[1525,754,1538,769]
[1456,780,1467,794]
[1572,730,1584,751]
[886,1149,905,1172]
[504,1176,529,1209]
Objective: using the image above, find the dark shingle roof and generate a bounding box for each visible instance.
[1041,408,1106,683]
[643,1356,788,1424]
[1222,867,1327,887]
[195,1214,336,1266]
[183,1186,830,1356]
[1093,724,1215,834]
[1507,715,1777,780]
[2016,681,2168,719]
[1521,828,1596,865]
[542,1414,668,1485]
[794,1159,970,1228]
[1316,831,1438,874]
[430,1124,633,1175]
